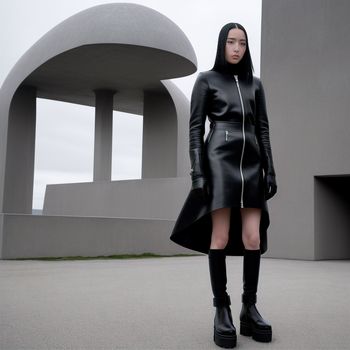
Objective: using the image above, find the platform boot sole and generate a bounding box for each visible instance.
[214,327,237,348]
[240,321,272,343]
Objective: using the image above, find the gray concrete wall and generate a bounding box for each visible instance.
[0,214,192,259]
[43,177,190,219]
[261,0,350,259]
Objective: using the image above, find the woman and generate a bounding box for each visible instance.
[170,23,277,348]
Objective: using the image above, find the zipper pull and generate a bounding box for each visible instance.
[234,75,238,83]
[225,130,228,141]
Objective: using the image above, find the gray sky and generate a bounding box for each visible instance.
[0,0,262,209]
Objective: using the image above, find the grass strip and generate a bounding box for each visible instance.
[12,252,200,261]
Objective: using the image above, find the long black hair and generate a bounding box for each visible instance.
[211,22,254,80]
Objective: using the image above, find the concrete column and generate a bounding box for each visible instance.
[3,86,37,213]
[142,91,177,178]
[161,81,190,177]
[93,89,115,181]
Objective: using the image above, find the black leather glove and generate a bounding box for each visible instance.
[255,79,277,200]
[190,148,209,199]
[264,173,277,200]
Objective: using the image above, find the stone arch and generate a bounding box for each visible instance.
[0,3,197,215]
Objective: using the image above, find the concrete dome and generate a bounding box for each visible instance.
[1,3,197,113]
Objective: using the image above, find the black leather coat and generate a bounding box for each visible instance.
[170,70,276,256]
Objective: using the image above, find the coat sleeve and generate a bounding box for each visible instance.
[255,78,276,176]
[189,72,210,151]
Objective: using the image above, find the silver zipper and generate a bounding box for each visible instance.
[234,75,246,208]
[225,130,228,141]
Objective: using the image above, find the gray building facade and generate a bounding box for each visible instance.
[261,0,350,259]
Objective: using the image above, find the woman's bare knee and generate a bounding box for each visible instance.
[242,234,260,250]
[241,208,261,250]
[211,234,229,249]
[211,207,231,249]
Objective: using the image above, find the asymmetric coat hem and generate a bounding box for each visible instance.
[170,188,269,256]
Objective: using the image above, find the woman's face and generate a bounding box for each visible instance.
[225,28,247,64]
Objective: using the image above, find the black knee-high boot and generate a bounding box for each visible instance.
[240,249,272,342]
[208,249,237,348]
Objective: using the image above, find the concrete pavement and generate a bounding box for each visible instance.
[1,256,349,349]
